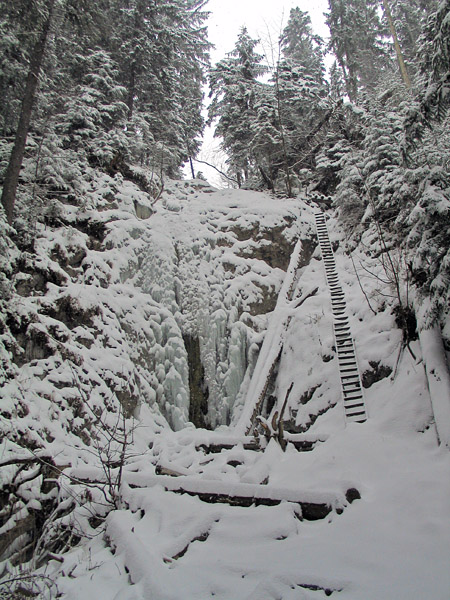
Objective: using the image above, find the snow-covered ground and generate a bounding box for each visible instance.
[1,179,449,599]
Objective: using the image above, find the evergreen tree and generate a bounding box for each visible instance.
[213,10,330,194]
[0,0,114,223]
[419,0,450,118]
[266,8,329,193]
[329,60,346,100]
[388,0,435,73]
[249,83,281,191]
[1,0,56,224]
[281,7,325,85]
[0,0,209,224]
[0,3,29,137]
[57,49,128,166]
[326,0,390,100]
[209,28,267,186]
[404,0,450,142]
[109,0,209,175]
[381,0,411,88]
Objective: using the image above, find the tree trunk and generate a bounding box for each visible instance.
[189,155,195,179]
[127,66,135,120]
[1,0,55,225]
[343,50,358,102]
[274,62,293,197]
[259,166,274,191]
[418,325,450,448]
[382,0,411,89]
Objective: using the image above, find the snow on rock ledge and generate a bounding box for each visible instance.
[0,175,316,466]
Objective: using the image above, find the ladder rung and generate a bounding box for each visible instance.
[343,393,363,401]
[342,384,363,401]
[345,403,365,412]
[342,380,361,388]
[346,409,366,418]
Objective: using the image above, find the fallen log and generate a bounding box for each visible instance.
[123,473,360,521]
[196,441,260,454]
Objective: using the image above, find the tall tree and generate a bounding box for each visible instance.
[0,0,110,223]
[109,0,209,175]
[209,28,267,186]
[281,7,325,85]
[249,7,330,194]
[0,0,209,219]
[326,0,390,100]
[382,0,411,88]
[388,0,436,71]
[278,9,329,168]
[404,0,450,141]
[1,0,55,224]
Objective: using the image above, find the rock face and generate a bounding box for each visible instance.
[135,183,317,427]
[362,361,393,388]
[0,177,318,446]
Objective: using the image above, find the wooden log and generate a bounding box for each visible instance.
[124,473,360,522]
[196,442,260,454]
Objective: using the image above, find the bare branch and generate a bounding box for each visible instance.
[193,158,238,183]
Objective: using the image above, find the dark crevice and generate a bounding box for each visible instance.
[183,334,209,429]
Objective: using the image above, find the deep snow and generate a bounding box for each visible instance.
[1,178,449,599]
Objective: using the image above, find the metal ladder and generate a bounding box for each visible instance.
[315,212,367,423]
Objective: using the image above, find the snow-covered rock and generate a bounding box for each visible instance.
[1,177,449,600]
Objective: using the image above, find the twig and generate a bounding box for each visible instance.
[193,158,239,184]
[0,454,52,468]
[348,252,377,314]
[290,287,318,309]
[277,382,294,451]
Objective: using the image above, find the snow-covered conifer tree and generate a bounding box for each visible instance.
[326,0,391,100]
[208,27,267,187]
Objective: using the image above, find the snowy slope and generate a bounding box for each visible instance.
[1,180,449,599]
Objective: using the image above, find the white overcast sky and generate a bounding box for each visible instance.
[206,0,330,64]
[191,0,331,184]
